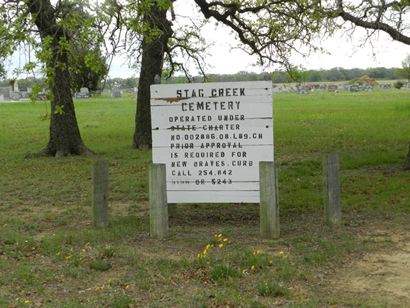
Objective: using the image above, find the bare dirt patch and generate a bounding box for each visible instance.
[330,229,410,305]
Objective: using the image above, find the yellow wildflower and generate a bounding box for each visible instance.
[223,238,228,242]
[15,297,20,301]
[218,243,224,248]
[241,269,247,274]
[24,300,30,304]
[278,251,285,256]
[251,265,255,270]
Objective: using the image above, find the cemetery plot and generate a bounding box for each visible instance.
[151,81,274,203]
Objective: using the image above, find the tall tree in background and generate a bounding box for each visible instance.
[67,6,110,92]
[69,44,109,92]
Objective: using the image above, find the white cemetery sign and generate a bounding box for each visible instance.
[151,81,274,203]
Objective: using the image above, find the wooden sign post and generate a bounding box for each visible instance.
[149,163,168,238]
[323,154,341,225]
[149,81,277,238]
[259,162,279,238]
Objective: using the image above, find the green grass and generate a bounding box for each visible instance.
[0,90,409,306]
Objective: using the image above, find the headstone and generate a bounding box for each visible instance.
[111,89,121,98]
[80,87,89,95]
[75,87,90,99]
[0,87,10,100]
[328,85,337,92]
[10,92,22,100]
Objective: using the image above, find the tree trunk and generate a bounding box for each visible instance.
[404,143,410,170]
[27,0,92,157]
[132,6,173,149]
[43,55,93,157]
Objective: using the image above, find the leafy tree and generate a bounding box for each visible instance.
[393,81,404,89]
[69,40,109,92]
[0,0,98,156]
[121,0,325,149]
[66,5,110,92]
[332,0,409,45]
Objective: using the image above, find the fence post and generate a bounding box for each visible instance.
[93,160,109,228]
[323,154,341,225]
[259,161,280,238]
[149,163,168,238]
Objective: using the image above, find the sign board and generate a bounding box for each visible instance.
[151,81,273,203]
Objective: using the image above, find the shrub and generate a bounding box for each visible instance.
[393,81,404,89]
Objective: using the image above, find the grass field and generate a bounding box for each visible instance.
[0,90,410,307]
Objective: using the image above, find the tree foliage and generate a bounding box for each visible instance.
[69,44,108,92]
[118,0,330,148]
[0,0,100,156]
[329,0,410,45]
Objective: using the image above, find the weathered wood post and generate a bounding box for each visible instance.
[259,161,280,238]
[323,154,341,225]
[92,160,109,228]
[149,163,169,238]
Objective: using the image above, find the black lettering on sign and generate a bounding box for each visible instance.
[171,161,187,168]
[210,88,245,97]
[182,101,240,111]
[177,89,205,98]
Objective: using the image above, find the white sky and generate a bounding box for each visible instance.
[109,26,409,78]
[5,0,410,79]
